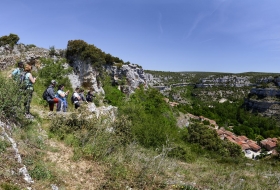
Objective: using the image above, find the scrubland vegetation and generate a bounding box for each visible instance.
[1,39,280,189]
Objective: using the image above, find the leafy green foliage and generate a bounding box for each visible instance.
[0,139,9,153]
[49,110,131,161]
[37,58,72,106]
[30,162,53,180]
[26,44,36,48]
[102,76,125,107]
[65,40,123,68]
[186,123,243,158]
[0,33,19,47]
[38,58,72,87]
[0,183,21,190]
[48,46,56,57]
[117,87,178,149]
[177,85,279,140]
[0,74,27,123]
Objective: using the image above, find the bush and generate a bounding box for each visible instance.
[49,110,130,161]
[0,74,26,123]
[66,40,123,68]
[0,139,9,153]
[0,183,20,190]
[26,44,36,48]
[186,123,243,158]
[0,33,19,47]
[30,162,53,180]
[38,58,72,87]
[116,87,178,149]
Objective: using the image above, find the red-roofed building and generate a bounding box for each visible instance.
[260,138,278,151]
[239,136,248,142]
[241,143,250,150]
[225,136,236,144]
[247,140,261,152]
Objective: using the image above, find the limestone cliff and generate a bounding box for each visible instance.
[69,54,153,94]
[105,64,151,94]
[244,87,280,119]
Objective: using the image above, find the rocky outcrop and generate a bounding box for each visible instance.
[244,98,280,117]
[0,44,49,70]
[105,64,150,94]
[244,87,280,118]
[250,88,280,97]
[67,58,105,94]
[69,60,153,95]
[196,75,252,88]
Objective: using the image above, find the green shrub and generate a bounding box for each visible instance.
[0,33,19,47]
[103,75,125,107]
[186,123,243,158]
[0,74,27,123]
[49,110,130,161]
[38,58,72,87]
[66,40,123,68]
[30,162,53,180]
[0,139,9,153]
[26,44,36,48]
[0,183,20,190]
[116,87,178,149]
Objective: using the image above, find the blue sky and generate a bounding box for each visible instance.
[1,0,280,73]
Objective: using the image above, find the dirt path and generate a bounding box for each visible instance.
[42,139,107,190]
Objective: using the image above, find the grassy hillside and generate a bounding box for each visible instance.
[1,56,280,189]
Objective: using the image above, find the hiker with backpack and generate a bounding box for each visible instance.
[9,61,24,80]
[56,84,69,112]
[43,80,62,115]
[23,64,37,118]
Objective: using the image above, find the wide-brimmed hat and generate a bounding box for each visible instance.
[51,80,57,84]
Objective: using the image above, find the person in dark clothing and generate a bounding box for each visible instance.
[46,80,62,114]
[86,88,95,102]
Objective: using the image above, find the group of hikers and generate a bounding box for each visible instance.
[10,61,95,118]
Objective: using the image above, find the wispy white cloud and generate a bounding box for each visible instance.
[184,14,206,40]
[183,0,228,40]
[157,11,163,37]
[199,38,215,44]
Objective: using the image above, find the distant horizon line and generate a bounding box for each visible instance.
[144,70,280,74]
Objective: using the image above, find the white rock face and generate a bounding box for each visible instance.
[0,44,49,69]
[0,121,34,184]
[69,58,105,94]
[87,103,117,122]
[105,64,151,94]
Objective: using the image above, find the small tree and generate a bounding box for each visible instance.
[0,33,20,47]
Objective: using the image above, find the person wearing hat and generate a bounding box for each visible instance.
[45,80,62,114]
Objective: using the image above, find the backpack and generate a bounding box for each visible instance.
[71,93,76,104]
[11,68,21,80]
[19,71,27,84]
[86,93,93,102]
[42,88,49,100]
